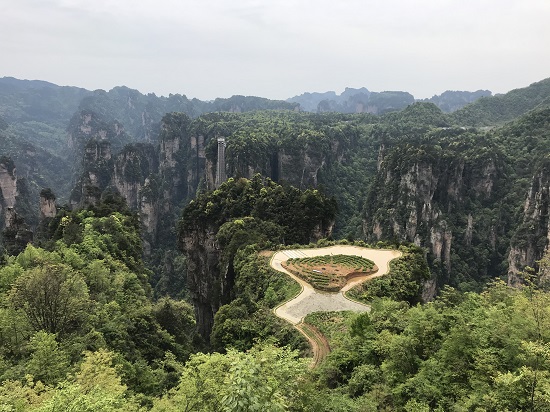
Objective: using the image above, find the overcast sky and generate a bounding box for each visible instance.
[2,0,549,100]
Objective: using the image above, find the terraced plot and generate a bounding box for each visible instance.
[272,245,402,325]
[282,254,377,291]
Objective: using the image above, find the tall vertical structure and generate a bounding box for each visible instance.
[215,137,226,187]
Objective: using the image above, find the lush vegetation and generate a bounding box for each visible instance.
[181,175,337,244]
[348,244,431,305]
[451,77,550,126]
[0,196,198,407]
[179,175,337,338]
[3,75,550,411]
[305,278,550,411]
[210,246,306,352]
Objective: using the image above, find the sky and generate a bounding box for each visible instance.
[1,0,549,100]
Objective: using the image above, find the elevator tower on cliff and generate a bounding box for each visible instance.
[215,137,226,187]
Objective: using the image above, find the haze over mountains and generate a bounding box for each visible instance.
[2,73,550,324]
[287,87,492,114]
[0,75,498,206]
[2,73,550,409]
[0,75,548,216]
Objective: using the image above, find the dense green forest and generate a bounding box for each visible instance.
[2,76,550,410]
[2,204,550,410]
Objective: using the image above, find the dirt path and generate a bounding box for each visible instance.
[271,245,402,365]
[296,322,331,368]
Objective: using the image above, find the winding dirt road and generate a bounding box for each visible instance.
[271,245,402,365]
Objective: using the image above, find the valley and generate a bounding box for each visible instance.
[1,76,550,410]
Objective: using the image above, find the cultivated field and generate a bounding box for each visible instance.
[282,254,377,291]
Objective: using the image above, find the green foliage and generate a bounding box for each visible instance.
[0,198,198,399]
[306,280,550,410]
[210,247,305,352]
[234,246,301,306]
[181,175,336,245]
[9,263,90,335]
[5,76,550,411]
[348,244,430,304]
[382,102,450,128]
[26,332,69,386]
[151,344,308,412]
[451,77,550,126]
[216,217,284,266]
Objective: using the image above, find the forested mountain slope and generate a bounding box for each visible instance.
[2,76,550,410]
[451,77,550,126]
[0,77,297,202]
[3,76,550,299]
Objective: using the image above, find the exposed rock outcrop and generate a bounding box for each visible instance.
[2,207,33,255]
[180,225,225,338]
[0,157,34,254]
[363,141,505,293]
[39,188,57,219]
[0,157,18,227]
[68,110,130,157]
[508,163,550,286]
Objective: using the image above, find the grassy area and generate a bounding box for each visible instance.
[304,311,355,349]
[258,252,302,308]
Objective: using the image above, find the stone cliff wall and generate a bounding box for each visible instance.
[180,226,225,338]
[39,190,57,219]
[0,157,34,254]
[363,144,505,294]
[0,158,18,229]
[508,164,550,286]
[69,113,191,251]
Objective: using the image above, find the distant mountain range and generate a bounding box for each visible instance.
[2,74,550,308]
[287,87,492,114]
[1,75,549,212]
[1,76,492,121]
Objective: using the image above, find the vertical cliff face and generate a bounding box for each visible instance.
[112,144,160,251]
[508,163,550,286]
[158,113,192,203]
[39,189,57,219]
[67,110,130,160]
[70,139,164,252]
[113,144,158,209]
[0,157,35,227]
[0,157,34,254]
[218,147,325,190]
[365,154,456,267]
[363,139,506,291]
[180,225,224,338]
[0,157,18,227]
[188,135,207,195]
[279,149,326,188]
[68,113,193,254]
[139,178,160,255]
[70,140,113,208]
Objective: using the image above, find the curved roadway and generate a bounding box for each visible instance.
[272,245,402,325]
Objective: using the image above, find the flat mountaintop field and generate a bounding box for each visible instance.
[281,254,377,291]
